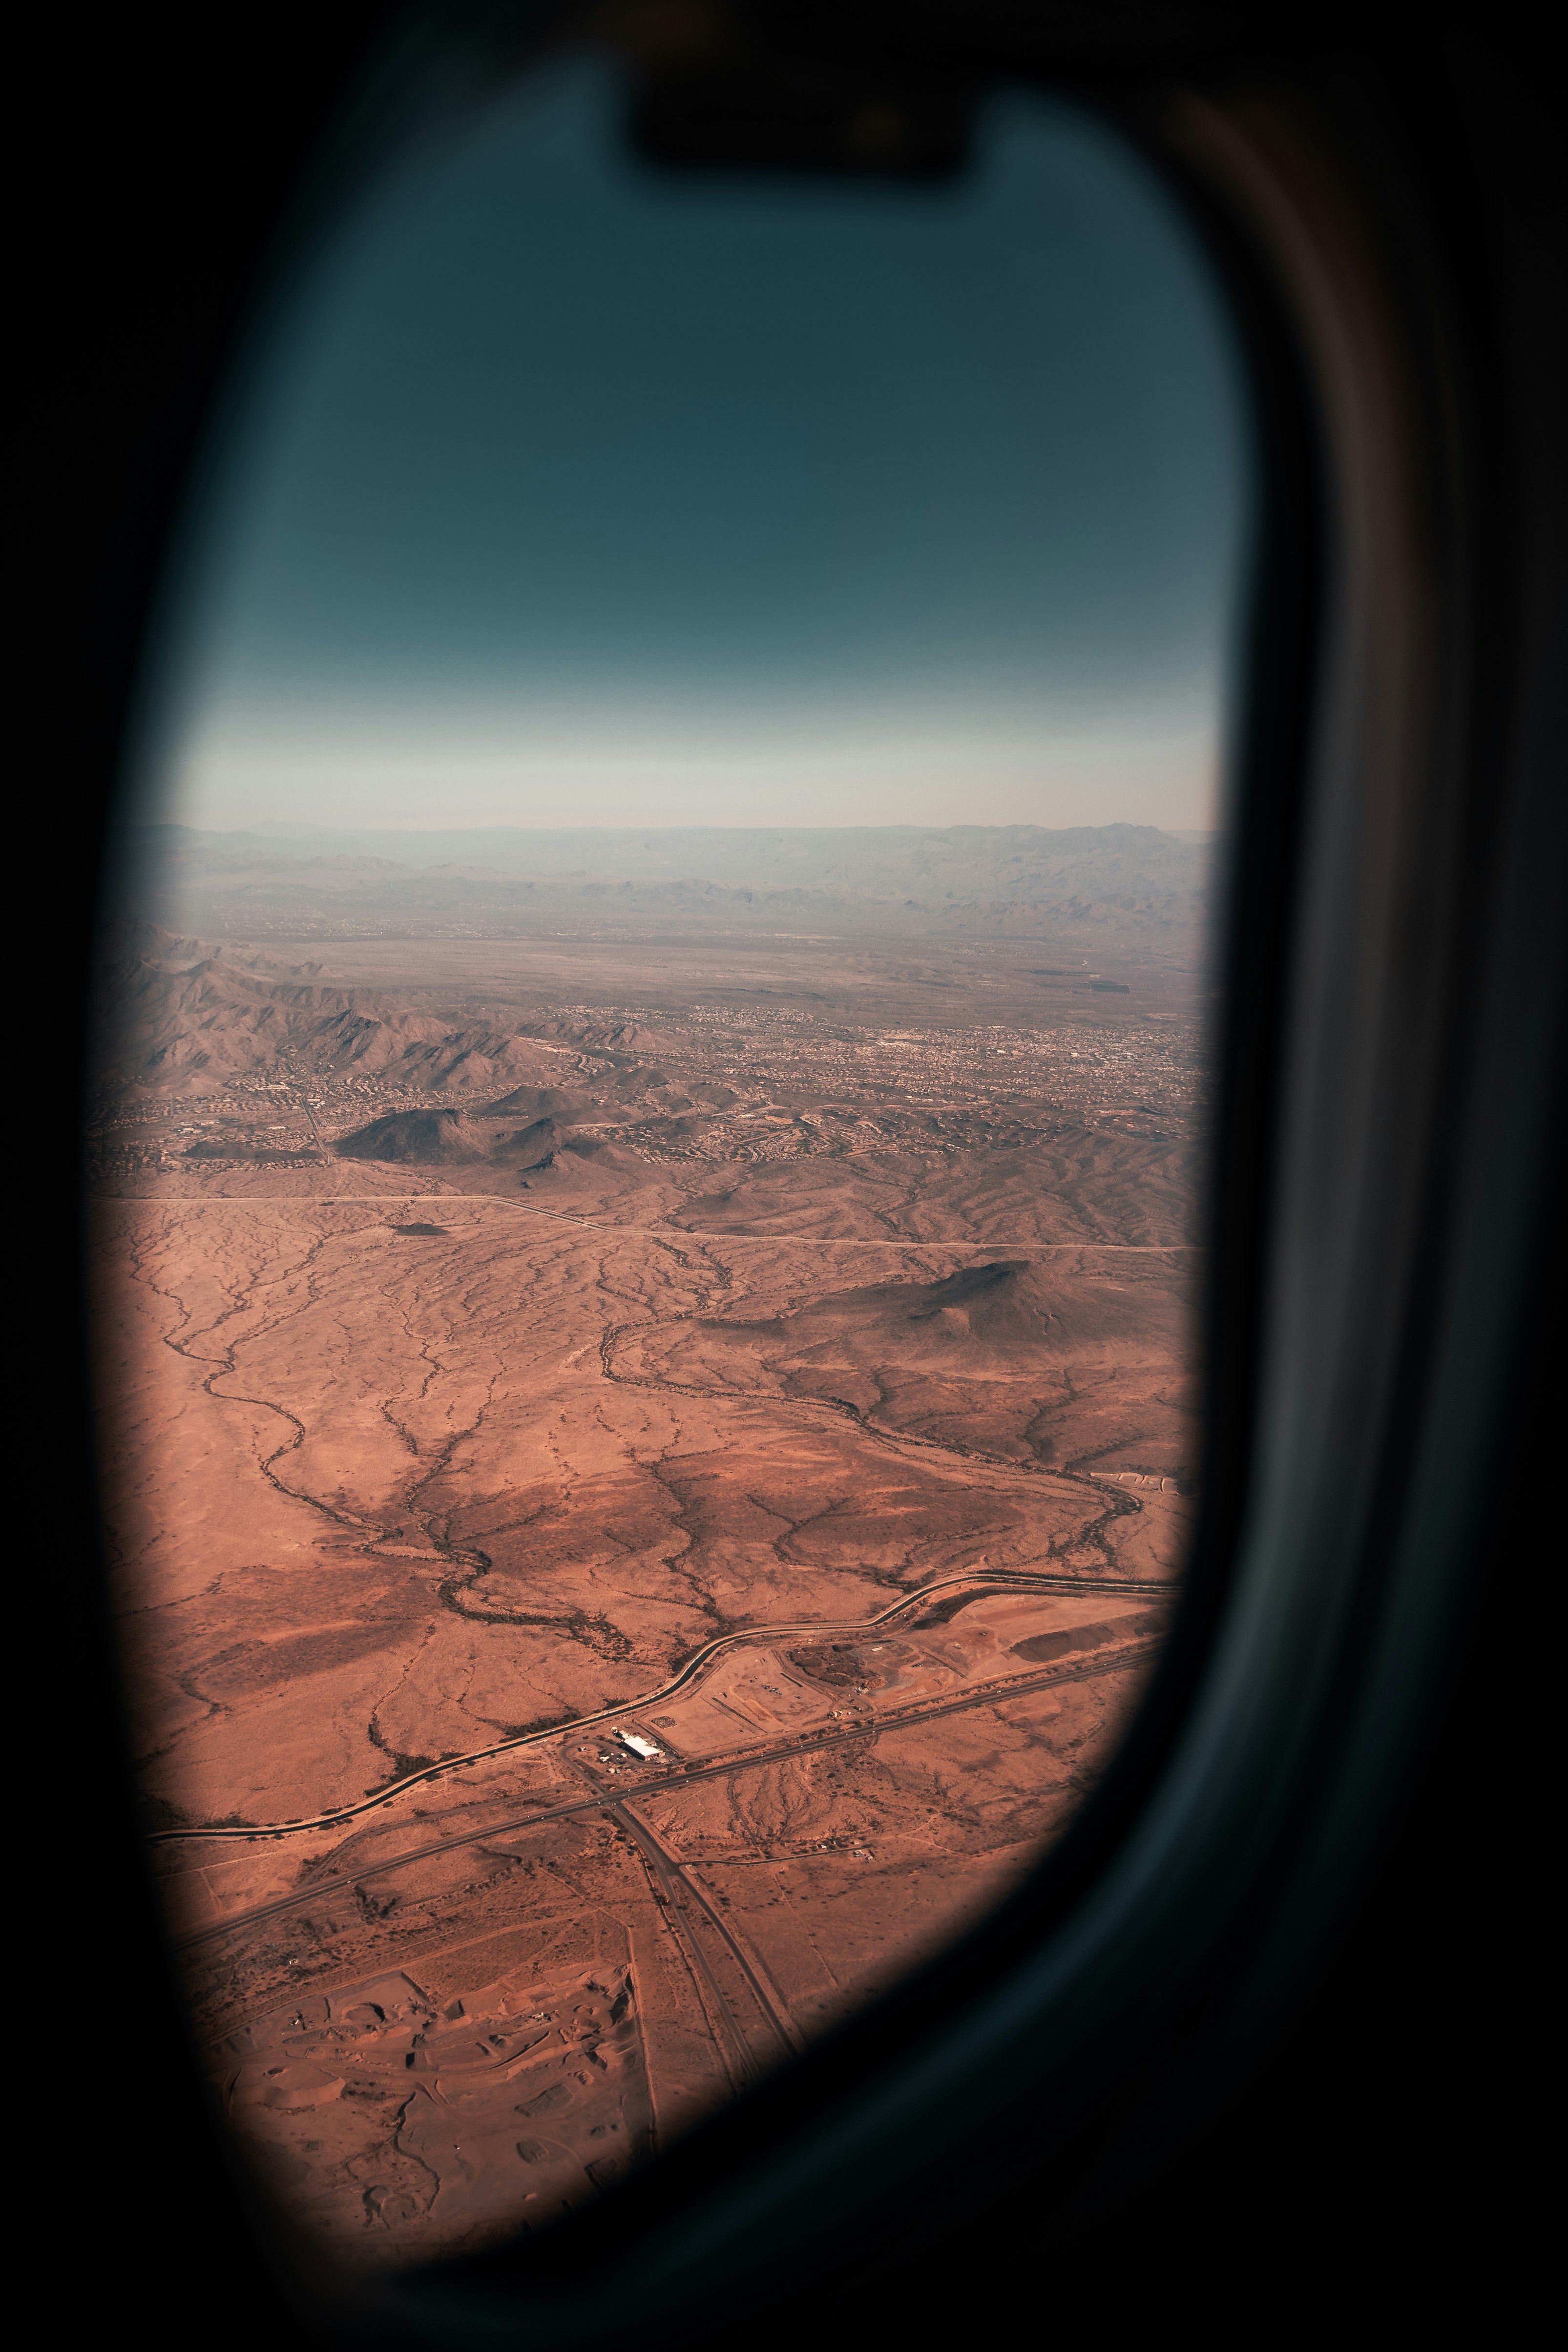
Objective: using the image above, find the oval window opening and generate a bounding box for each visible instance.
[92,47,1248,2267]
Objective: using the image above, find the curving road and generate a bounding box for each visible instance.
[147,1566,1172,1847]
[127,1184,1185,1855]
[171,1637,1163,1956]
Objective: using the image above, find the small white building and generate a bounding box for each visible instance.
[617,1731,662,1762]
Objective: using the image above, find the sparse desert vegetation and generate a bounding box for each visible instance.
[92,823,1210,2265]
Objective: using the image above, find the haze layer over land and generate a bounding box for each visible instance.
[113,818,1212,947]
[93,821,1210,2266]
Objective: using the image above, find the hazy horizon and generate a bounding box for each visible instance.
[130,61,1247,845]
[97,47,1237,2254]
[157,711,1223,838]
[137,813,1219,842]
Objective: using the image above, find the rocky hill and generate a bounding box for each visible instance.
[91,922,581,1100]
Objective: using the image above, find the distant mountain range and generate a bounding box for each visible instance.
[110,821,1215,938]
[89,921,630,1100]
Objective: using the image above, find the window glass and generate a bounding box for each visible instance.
[95,57,1245,2264]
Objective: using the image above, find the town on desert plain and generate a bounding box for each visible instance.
[91,819,1213,2266]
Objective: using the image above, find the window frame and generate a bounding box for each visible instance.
[58,7,1562,2343]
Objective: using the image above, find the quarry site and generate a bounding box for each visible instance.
[92,821,1211,2266]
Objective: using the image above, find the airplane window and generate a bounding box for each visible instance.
[91,51,1247,2265]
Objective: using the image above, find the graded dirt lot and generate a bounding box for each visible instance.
[92,837,1209,2268]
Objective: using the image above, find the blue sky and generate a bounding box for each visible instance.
[141,62,1250,833]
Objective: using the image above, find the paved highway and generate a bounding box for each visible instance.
[608,1803,765,2091]
[612,1799,802,2064]
[171,1638,1162,1956]
[147,1568,1172,1847]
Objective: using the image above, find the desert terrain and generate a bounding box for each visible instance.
[90,822,1211,2267]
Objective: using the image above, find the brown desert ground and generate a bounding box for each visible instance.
[91,824,1210,2268]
